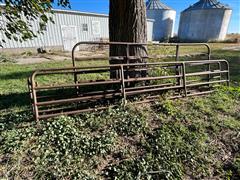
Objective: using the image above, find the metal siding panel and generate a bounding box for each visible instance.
[87,16,92,41]
[73,13,79,41]
[51,17,58,46]
[56,14,63,46]
[48,13,59,47]
[55,13,63,47]
[56,13,62,46]
[46,22,52,46]
[79,15,83,41]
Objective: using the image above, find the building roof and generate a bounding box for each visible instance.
[0,4,108,17]
[183,0,231,12]
[146,0,172,10]
[53,9,109,17]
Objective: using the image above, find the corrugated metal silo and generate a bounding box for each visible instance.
[146,0,176,41]
[178,0,232,42]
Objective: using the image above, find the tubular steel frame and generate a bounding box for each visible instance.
[71,42,211,88]
[28,58,230,121]
[71,41,211,65]
[28,41,230,121]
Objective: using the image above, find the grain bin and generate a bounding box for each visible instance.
[146,0,176,41]
[178,0,232,42]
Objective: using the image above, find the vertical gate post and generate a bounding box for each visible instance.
[207,44,211,87]
[182,62,187,97]
[175,45,182,93]
[218,62,222,81]
[31,74,39,122]
[120,65,127,105]
[226,61,230,87]
[175,45,180,62]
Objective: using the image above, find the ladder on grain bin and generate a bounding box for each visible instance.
[28,42,230,121]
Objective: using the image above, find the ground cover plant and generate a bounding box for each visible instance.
[0,87,239,179]
[0,43,239,179]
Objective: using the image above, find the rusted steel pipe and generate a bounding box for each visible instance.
[186,80,228,87]
[35,80,122,91]
[28,41,229,121]
[71,42,211,66]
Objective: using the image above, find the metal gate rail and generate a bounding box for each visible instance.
[71,42,211,89]
[149,43,211,61]
[71,41,211,65]
[28,60,229,121]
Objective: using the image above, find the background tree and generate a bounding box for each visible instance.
[109,0,147,58]
[0,0,70,46]
[109,0,148,79]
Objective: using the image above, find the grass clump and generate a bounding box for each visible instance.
[0,54,16,63]
[111,107,148,136]
[106,123,210,179]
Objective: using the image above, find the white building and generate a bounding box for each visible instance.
[146,0,176,41]
[0,9,154,51]
[178,0,232,42]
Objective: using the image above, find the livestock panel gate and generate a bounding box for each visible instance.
[28,42,230,121]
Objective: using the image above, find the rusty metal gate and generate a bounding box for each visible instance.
[28,42,229,121]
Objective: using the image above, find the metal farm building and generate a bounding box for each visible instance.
[0,9,154,51]
[178,0,232,42]
[146,0,176,41]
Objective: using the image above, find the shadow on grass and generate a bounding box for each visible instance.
[0,110,35,131]
[0,92,30,110]
[0,93,34,131]
[212,50,240,84]
[0,71,32,80]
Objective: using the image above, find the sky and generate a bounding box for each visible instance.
[53,0,240,33]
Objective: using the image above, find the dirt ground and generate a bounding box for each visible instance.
[222,46,240,51]
[13,51,107,64]
[16,55,70,64]
[2,43,239,65]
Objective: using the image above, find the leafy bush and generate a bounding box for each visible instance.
[37,115,117,157]
[111,107,148,136]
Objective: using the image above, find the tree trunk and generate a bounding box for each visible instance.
[109,0,148,79]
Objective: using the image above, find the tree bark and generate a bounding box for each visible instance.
[109,0,148,79]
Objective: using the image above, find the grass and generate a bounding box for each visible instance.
[148,42,238,56]
[147,43,240,85]
[212,50,240,84]
[0,60,108,112]
[0,88,239,179]
[1,43,239,94]
[0,43,240,179]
